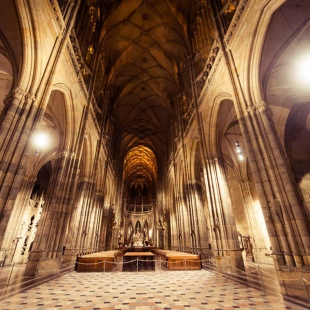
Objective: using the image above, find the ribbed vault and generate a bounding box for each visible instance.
[123,145,157,189]
[97,0,192,190]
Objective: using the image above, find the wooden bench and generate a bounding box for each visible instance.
[76,250,123,272]
[153,249,201,270]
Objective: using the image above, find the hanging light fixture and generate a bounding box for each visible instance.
[32,130,50,156]
[235,140,244,162]
[228,103,245,163]
[296,54,310,84]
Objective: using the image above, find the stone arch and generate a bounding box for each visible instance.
[127,221,134,243]
[259,0,310,215]
[285,101,310,210]
[219,98,246,179]
[143,220,149,241]
[31,162,52,197]
[26,87,76,178]
[207,92,235,157]
[0,1,31,93]
[0,49,14,116]
[179,160,187,197]
[79,133,94,181]
[243,0,286,103]
[277,94,310,148]
[104,174,113,204]
[189,137,200,182]
[216,97,271,261]
[47,85,78,151]
[94,155,105,194]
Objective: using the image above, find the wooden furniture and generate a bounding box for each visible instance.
[122,251,155,271]
[76,250,123,272]
[153,249,201,270]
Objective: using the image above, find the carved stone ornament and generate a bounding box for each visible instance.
[255,101,268,112]
[25,93,36,105]
[48,0,65,32]
[224,0,250,48]
[12,87,26,100]
[3,94,12,105]
[57,149,70,158]
[247,101,272,117]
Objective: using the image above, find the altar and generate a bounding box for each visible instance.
[122,251,155,271]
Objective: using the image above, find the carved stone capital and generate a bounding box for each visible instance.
[3,94,12,105]
[247,101,272,116]
[12,87,26,100]
[188,179,201,186]
[25,93,36,105]
[255,101,267,112]
[246,105,256,114]
[79,176,93,184]
[57,149,70,158]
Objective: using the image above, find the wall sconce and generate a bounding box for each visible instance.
[235,140,244,162]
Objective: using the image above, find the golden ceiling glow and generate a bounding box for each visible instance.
[123,145,157,188]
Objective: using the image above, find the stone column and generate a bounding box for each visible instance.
[0,175,37,265]
[0,0,81,255]
[61,176,93,264]
[177,194,190,249]
[242,101,310,300]
[170,199,179,249]
[204,157,244,271]
[0,88,27,163]
[85,191,104,250]
[25,149,76,276]
[246,101,310,269]
[187,180,210,251]
[173,195,182,249]
[0,92,40,248]
[98,204,111,251]
[239,179,270,261]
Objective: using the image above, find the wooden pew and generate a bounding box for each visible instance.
[76,250,123,272]
[153,249,201,270]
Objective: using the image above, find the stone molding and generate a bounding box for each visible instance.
[78,176,94,183]
[48,0,65,33]
[247,100,272,117]
[224,0,250,48]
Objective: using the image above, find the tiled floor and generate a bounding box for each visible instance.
[1,268,307,310]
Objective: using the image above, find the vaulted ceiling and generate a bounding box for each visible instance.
[95,0,193,190]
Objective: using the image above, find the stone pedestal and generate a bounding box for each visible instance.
[36,259,60,276]
[276,268,310,303]
[218,250,245,274]
[252,248,273,264]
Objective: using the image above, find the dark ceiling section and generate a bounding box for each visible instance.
[97,0,192,189]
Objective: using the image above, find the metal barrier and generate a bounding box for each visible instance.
[0,260,73,301]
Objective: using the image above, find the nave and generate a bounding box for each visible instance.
[1,0,310,305]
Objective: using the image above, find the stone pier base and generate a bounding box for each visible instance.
[277,268,310,303]
[24,251,60,277]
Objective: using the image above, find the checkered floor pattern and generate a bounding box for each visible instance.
[1,269,307,309]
